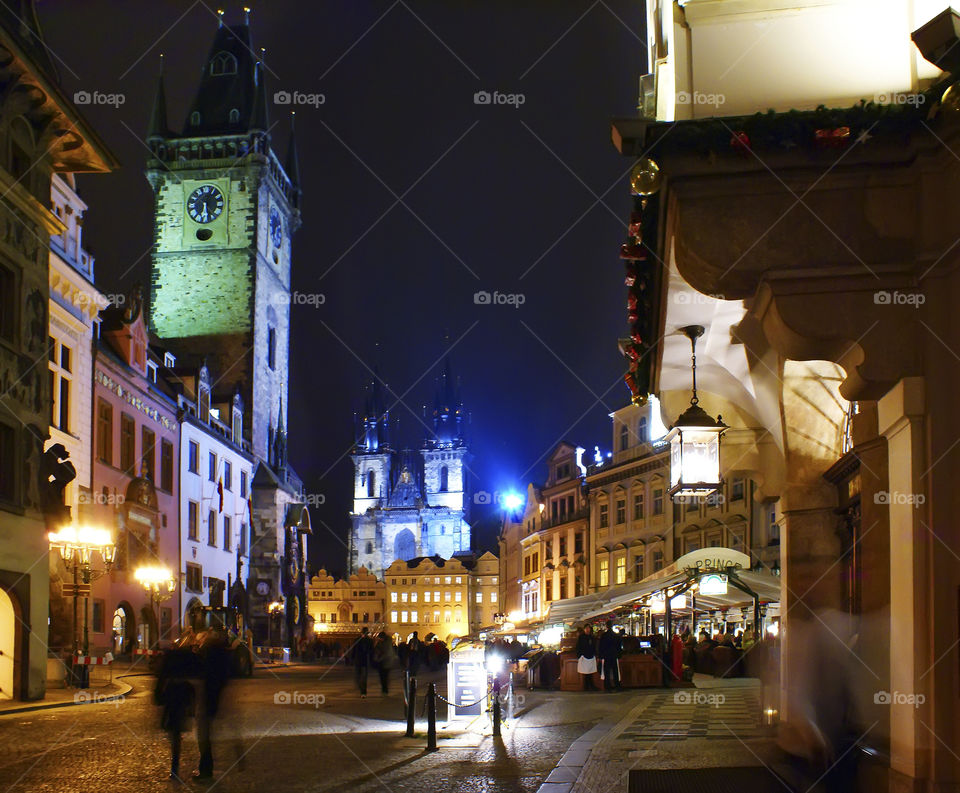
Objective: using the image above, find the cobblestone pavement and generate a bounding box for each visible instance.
[0,664,631,793]
[572,687,787,793]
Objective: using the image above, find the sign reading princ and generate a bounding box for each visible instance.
[669,548,752,578]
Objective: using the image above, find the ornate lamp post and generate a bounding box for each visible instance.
[666,326,727,500]
[48,526,116,687]
[134,566,177,649]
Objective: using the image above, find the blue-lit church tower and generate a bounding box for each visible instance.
[347,359,471,577]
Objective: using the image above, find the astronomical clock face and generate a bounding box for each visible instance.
[186,184,224,224]
[269,206,283,248]
[255,580,270,597]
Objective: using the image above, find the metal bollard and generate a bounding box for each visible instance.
[405,677,417,737]
[426,683,437,751]
[492,675,501,737]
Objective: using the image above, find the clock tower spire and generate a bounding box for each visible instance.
[145,11,300,460]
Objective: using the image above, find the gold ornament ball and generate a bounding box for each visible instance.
[630,158,662,196]
[941,83,960,114]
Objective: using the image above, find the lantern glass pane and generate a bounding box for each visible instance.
[670,434,682,488]
[680,430,720,489]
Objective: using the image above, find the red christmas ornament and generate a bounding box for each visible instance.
[631,332,643,346]
[814,126,851,148]
[730,131,751,152]
[620,241,645,261]
[627,294,638,311]
[624,262,638,286]
[627,210,643,238]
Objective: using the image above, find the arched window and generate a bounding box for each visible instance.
[439,465,448,492]
[365,541,373,555]
[619,423,629,451]
[367,470,376,498]
[394,529,416,561]
[210,52,238,76]
[228,108,240,124]
[637,416,648,443]
[189,111,201,127]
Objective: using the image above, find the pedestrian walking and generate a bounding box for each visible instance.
[373,632,397,694]
[154,645,198,781]
[353,627,374,697]
[575,625,598,691]
[193,628,232,782]
[598,621,623,691]
[406,631,422,676]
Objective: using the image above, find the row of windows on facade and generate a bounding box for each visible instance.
[96,399,175,490]
[595,478,746,528]
[362,465,452,498]
[389,590,496,604]
[312,590,379,598]
[186,440,248,496]
[542,576,586,600]
[389,575,484,586]
[390,609,462,625]
[183,563,227,595]
[316,612,382,624]
[185,501,249,554]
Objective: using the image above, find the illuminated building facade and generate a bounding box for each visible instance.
[348,359,472,577]
[0,2,116,700]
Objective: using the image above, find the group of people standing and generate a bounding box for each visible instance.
[349,629,450,696]
[575,621,623,691]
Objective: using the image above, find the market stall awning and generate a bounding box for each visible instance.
[578,549,782,622]
[542,584,637,625]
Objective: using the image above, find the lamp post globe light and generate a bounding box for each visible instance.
[666,325,727,500]
[47,526,117,687]
[134,566,177,650]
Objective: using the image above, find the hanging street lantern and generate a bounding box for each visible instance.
[666,325,727,500]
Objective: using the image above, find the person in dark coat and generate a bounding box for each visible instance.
[575,625,598,691]
[406,632,422,676]
[353,627,374,697]
[154,646,198,781]
[194,630,233,781]
[372,632,397,695]
[598,621,623,691]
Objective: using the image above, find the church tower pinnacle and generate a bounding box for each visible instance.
[145,9,300,460]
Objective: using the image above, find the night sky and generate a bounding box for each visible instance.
[38,1,647,574]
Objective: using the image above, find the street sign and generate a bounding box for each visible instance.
[62,582,91,598]
[447,642,486,721]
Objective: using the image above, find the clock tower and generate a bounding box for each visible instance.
[145,14,301,461]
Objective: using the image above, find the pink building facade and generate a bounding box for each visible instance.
[85,291,180,655]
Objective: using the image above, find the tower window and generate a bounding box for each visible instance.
[439,465,448,492]
[367,470,376,498]
[268,327,276,370]
[210,52,238,76]
[228,108,240,124]
[365,541,373,555]
[190,111,201,127]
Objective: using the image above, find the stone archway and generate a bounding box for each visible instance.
[112,601,136,656]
